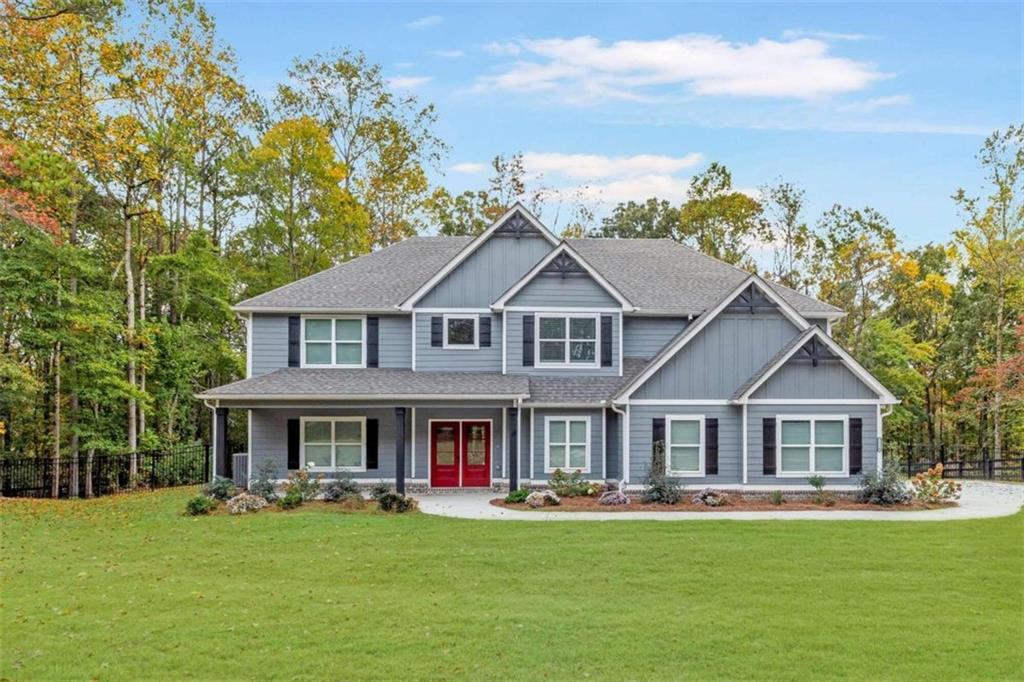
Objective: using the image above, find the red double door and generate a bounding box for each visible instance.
[430,421,491,487]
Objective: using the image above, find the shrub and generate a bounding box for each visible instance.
[857,463,911,505]
[598,490,629,506]
[283,467,321,501]
[376,491,417,513]
[248,461,278,502]
[909,463,961,504]
[769,490,785,506]
[337,495,366,510]
[322,477,361,502]
[691,488,728,507]
[226,492,268,515]
[549,469,601,497]
[504,488,530,504]
[369,481,391,501]
[807,475,836,506]
[277,487,303,510]
[202,476,237,501]
[185,495,217,516]
[525,490,560,508]
[642,441,681,505]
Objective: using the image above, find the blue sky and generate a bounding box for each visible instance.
[206,1,1021,246]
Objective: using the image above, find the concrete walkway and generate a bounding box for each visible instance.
[416,481,1023,522]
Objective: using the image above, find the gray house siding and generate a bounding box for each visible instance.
[413,312,502,372]
[529,407,605,480]
[506,312,621,377]
[506,272,618,308]
[251,315,288,377]
[746,404,879,485]
[378,316,412,369]
[418,235,552,308]
[604,408,621,480]
[751,360,878,400]
[622,317,689,358]
[628,404,743,485]
[632,313,801,399]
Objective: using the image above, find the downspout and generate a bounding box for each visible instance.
[609,401,627,485]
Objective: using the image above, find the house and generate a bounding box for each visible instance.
[197,204,898,492]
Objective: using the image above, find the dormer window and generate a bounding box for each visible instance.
[537,314,598,367]
[302,316,365,367]
[443,314,479,349]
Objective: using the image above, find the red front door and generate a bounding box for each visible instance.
[430,421,491,487]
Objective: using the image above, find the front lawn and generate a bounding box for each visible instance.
[2,489,1021,680]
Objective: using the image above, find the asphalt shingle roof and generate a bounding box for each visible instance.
[526,358,651,404]
[199,368,530,399]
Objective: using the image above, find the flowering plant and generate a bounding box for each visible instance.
[526,490,561,508]
[909,463,961,504]
[226,493,269,515]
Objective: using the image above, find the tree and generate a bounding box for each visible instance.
[761,179,812,292]
[593,198,681,239]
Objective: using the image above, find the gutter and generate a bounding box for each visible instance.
[193,392,532,402]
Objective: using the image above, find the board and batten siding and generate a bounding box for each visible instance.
[506,312,621,376]
[530,407,605,480]
[413,313,502,372]
[751,359,878,400]
[506,272,619,308]
[628,404,743,485]
[632,312,801,399]
[745,404,879,484]
[622,317,689,358]
[418,235,552,308]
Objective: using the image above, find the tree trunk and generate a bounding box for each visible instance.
[125,211,137,475]
[52,340,61,498]
[139,264,147,441]
[993,291,1003,457]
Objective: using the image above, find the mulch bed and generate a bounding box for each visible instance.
[491,495,955,512]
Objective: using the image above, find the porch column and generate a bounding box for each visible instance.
[214,407,229,479]
[394,407,406,494]
[508,406,519,492]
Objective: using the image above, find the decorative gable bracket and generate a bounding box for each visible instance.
[541,252,588,279]
[725,283,778,314]
[494,210,540,239]
[796,335,838,367]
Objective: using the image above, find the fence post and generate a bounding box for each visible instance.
[906,443,913,478]
[150,452,157,490]
[203,443,211,482]
[982,446,989,480]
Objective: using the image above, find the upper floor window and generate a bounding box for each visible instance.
[443,314,478,349]
[777,416,847,476]
[302,316,365,367]
[537,314,598,367]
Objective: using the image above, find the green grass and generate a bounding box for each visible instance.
[2,489,1021,681]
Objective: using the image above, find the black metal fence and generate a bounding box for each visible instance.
[0,443,210,499]
[885,443,1024,482]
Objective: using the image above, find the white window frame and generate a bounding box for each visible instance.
[775,414,849,477]
[300,315,366,368]
[442,313,479,349]
[544,416,591,473]
[535,313,600,368]
[665,414,705,477]
[299,416,367,472]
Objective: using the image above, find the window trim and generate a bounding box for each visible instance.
[544,415,591,473]
[775,414,849,477]
[300,315,367,368]
[535,313,600,368]
[299,416,367,472]
[442,313,479,350]
[665,414,706,477]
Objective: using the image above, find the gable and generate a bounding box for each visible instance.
[418,214,554,308]
[750,337,881,400]
[632,311,802,400]
[505,251,619,308]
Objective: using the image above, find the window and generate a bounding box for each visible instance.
[443,314,478,349]
[302,317,365,367]
[666,415,704,476]
[301,417,366,471]
[545,417,590,473]
[537,314,598,367]
[777,416,847,476]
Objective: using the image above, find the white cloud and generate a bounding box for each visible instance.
[564,174,694,204]
[406,15,442,30]
[475,34,888,102]
[840,94,912,112]
[429,49,464,58]
[387,76,432,89]
[782,29,872,42]
[449,162,487,173]
[521,152,703,180]
[482,41,521,56]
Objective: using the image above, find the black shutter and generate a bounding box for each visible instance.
[652,417,665,444]
[601,315,613,367]
[763,418,776,475]
[366,419,379,470]
[430,316,443,347]
[522,314,534,366]
[366,317,379,367]
[287,316,301,367]
[849,418,863,474]
[479,316,491,347]
[705,418,719,475]
[287,419,300,470]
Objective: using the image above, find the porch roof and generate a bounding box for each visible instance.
[197,368,530,401]
[524,358,650,405]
